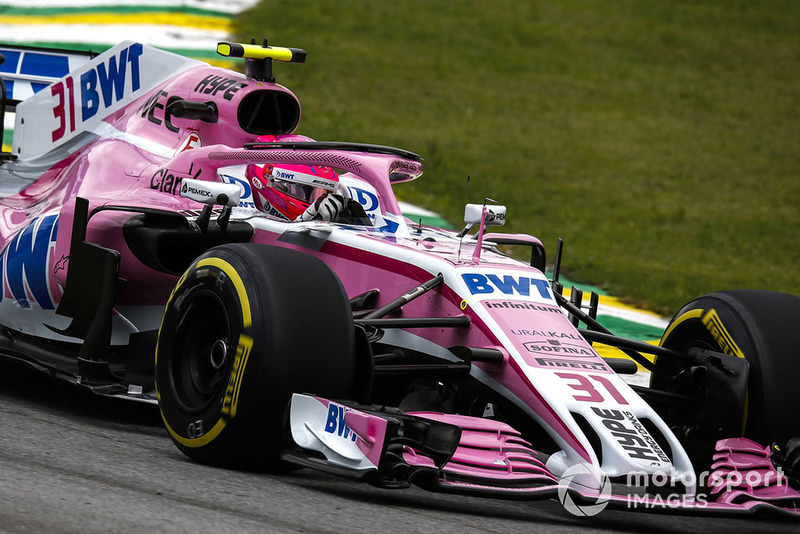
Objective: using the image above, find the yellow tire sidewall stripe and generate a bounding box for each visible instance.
[660,308,704,344]
[196,256,252,328]
[161,255,253,448]
[163,413,226,448]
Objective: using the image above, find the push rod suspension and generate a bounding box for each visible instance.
[363,273,444,320]
[555,293,659,373]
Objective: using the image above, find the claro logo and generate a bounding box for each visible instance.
[151,167,201,195]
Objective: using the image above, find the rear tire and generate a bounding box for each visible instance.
[156,243,356,468]
[652,290,800,462]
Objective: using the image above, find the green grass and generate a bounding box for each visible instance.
[237,0,800,314]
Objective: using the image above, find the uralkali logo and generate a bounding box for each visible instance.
[557,463,612,516]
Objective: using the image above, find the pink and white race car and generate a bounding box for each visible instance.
[0,40,798,519]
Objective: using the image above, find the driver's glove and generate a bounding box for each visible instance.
[296,194,348,222]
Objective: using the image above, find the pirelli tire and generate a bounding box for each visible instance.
[652,290,800,454]
[155,243,356,468]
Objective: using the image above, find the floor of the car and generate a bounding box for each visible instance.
[0,328,129,386]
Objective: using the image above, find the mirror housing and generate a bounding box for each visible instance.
[464,203,506,226]
[180,178,241,207]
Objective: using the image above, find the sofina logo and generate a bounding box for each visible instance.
[557,463,612,516]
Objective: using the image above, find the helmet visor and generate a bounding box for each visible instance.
[266,164,338,204]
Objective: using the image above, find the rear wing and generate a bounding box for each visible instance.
[1,44,97,157]
[10,41,202,161]
[0,44,97,110]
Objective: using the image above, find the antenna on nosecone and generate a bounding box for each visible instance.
[457,175,472,262]
[456,176,472,239]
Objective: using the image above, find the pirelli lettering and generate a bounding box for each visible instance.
[221,334,253,418]
[535,358,608,372]
[701,309,745,359]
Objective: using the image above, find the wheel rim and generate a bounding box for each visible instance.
[170,289,234,413]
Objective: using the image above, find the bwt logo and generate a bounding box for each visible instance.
[272,170,297,181]
[461,273,552,299]
[79,43,143,121]
[51,43,143,142]
[325,403,358,442]
[0,215,59,310]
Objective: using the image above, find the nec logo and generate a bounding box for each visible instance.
[461,273,552,299]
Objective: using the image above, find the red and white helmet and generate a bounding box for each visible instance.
[246,162,341,221]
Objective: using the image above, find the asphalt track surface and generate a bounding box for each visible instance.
[0,359,796,534]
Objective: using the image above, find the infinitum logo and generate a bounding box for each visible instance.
[557,463,612,517]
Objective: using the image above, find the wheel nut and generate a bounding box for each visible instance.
[210,339,228,370]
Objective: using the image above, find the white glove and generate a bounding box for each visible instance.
[296,194,348,222]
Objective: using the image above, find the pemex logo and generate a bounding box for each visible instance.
[557,463,612,516]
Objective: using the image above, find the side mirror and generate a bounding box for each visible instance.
[180,178,241,207]
[180,178,241,232]
[464,203,506,227]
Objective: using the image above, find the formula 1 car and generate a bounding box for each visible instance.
[0,40,799,519]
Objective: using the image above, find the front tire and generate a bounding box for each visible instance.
[156,243,356,468]
[652,290,800,461]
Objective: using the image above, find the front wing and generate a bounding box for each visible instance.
[284,394,800,520]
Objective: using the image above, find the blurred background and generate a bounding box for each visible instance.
[2,0,798,318]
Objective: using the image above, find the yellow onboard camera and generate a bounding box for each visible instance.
[217,39,306,82]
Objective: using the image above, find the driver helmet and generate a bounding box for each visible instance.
[246,162,340,221]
